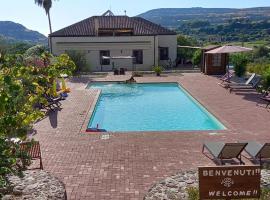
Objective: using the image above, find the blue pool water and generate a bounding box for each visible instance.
[87,83,225,132]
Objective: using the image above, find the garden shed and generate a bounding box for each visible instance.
[201,45,227,75]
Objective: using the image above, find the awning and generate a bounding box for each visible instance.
[205,45,252,54]
[177,45,202,49]
[102,56,135,60]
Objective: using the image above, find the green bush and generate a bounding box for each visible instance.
[153,66,163,76]
[247,62,270,89]
[187,187,199,200]
[192,50,202,66]
[262,67,270,89]
[247,63,270,75]
[253,46,270,60]
[231,53,248,77]
[177,35,199,60]
[0,52,75,188]
[24,45,46,58]
[66,50,89,73]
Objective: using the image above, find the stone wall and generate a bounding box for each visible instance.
[2,170,66,200]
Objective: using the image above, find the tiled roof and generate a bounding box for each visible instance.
[49,16,176,37]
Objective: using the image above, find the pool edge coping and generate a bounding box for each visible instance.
[80,89,101,134]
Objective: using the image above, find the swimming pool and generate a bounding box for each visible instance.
[87,83,225,132]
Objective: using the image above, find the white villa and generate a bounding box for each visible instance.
[49,11,177,71]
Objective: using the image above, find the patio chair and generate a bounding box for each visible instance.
[120,68,125,75]
[114,68,119,75]
[20,141,43,170]
[219,71,234,83]
[202,142,247,165]
[244,142,270,165]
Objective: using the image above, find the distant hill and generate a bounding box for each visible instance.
[138,7,270,29]
[0,21,47,45]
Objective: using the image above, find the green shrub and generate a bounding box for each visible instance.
[24,45,46,58]
[65,50,89,73]
[247,62,270,89]
[247,63,270,75]
[192,50,202,66]
[0,52,75,188]
[262,67,270,89]
[260,188,270,200]
[253,46,270,60]
[187,187,199,200]
[153,66,163,76]
[231,53,248,77]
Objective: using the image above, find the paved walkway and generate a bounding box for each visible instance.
[34,73,270,200]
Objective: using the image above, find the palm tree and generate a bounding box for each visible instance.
[35,0,54,34]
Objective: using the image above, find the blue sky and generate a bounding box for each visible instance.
[0,0,269,36]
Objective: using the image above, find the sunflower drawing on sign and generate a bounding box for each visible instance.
[221,177,234,188]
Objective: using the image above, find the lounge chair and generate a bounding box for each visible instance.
[260,95,270,108]
[202,142,247,165]
[259,87,270,108]
[244,142,270,165]
[44,94,62,108]
[228,74,261,93]
[34,102,56,112]
[223,73,255,87]
[20,141,43,169]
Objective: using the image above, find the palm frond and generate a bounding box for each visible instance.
[34,0,44,7]
[34,0,52,15]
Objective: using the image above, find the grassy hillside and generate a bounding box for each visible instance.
[0,21,47,45]
[138,7,270,43]
[138,7,270,28]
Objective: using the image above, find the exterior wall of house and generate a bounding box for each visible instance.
[157,35,177,67]
[50,35,177,71]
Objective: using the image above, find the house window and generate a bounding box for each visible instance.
[100,50,110,65]
[159,47,169,60]
[212,54,222,66]
[133,50,143,64]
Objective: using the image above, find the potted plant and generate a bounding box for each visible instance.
[153,66,163,76]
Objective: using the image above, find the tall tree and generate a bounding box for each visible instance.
[35,0,53,34]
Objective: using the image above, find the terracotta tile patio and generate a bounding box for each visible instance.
[33,73,270,200]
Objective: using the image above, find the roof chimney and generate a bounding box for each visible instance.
[94,17,99,36]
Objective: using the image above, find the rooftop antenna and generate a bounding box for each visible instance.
[102,9,114,16]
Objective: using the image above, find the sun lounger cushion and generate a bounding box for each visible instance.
[245,142,270,159]
[204,142,247,159]
[204,142,225,158]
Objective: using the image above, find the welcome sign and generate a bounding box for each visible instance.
[198,166,261,199]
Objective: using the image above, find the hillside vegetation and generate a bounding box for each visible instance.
[139,7,270,43]
[0,21,47,45]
